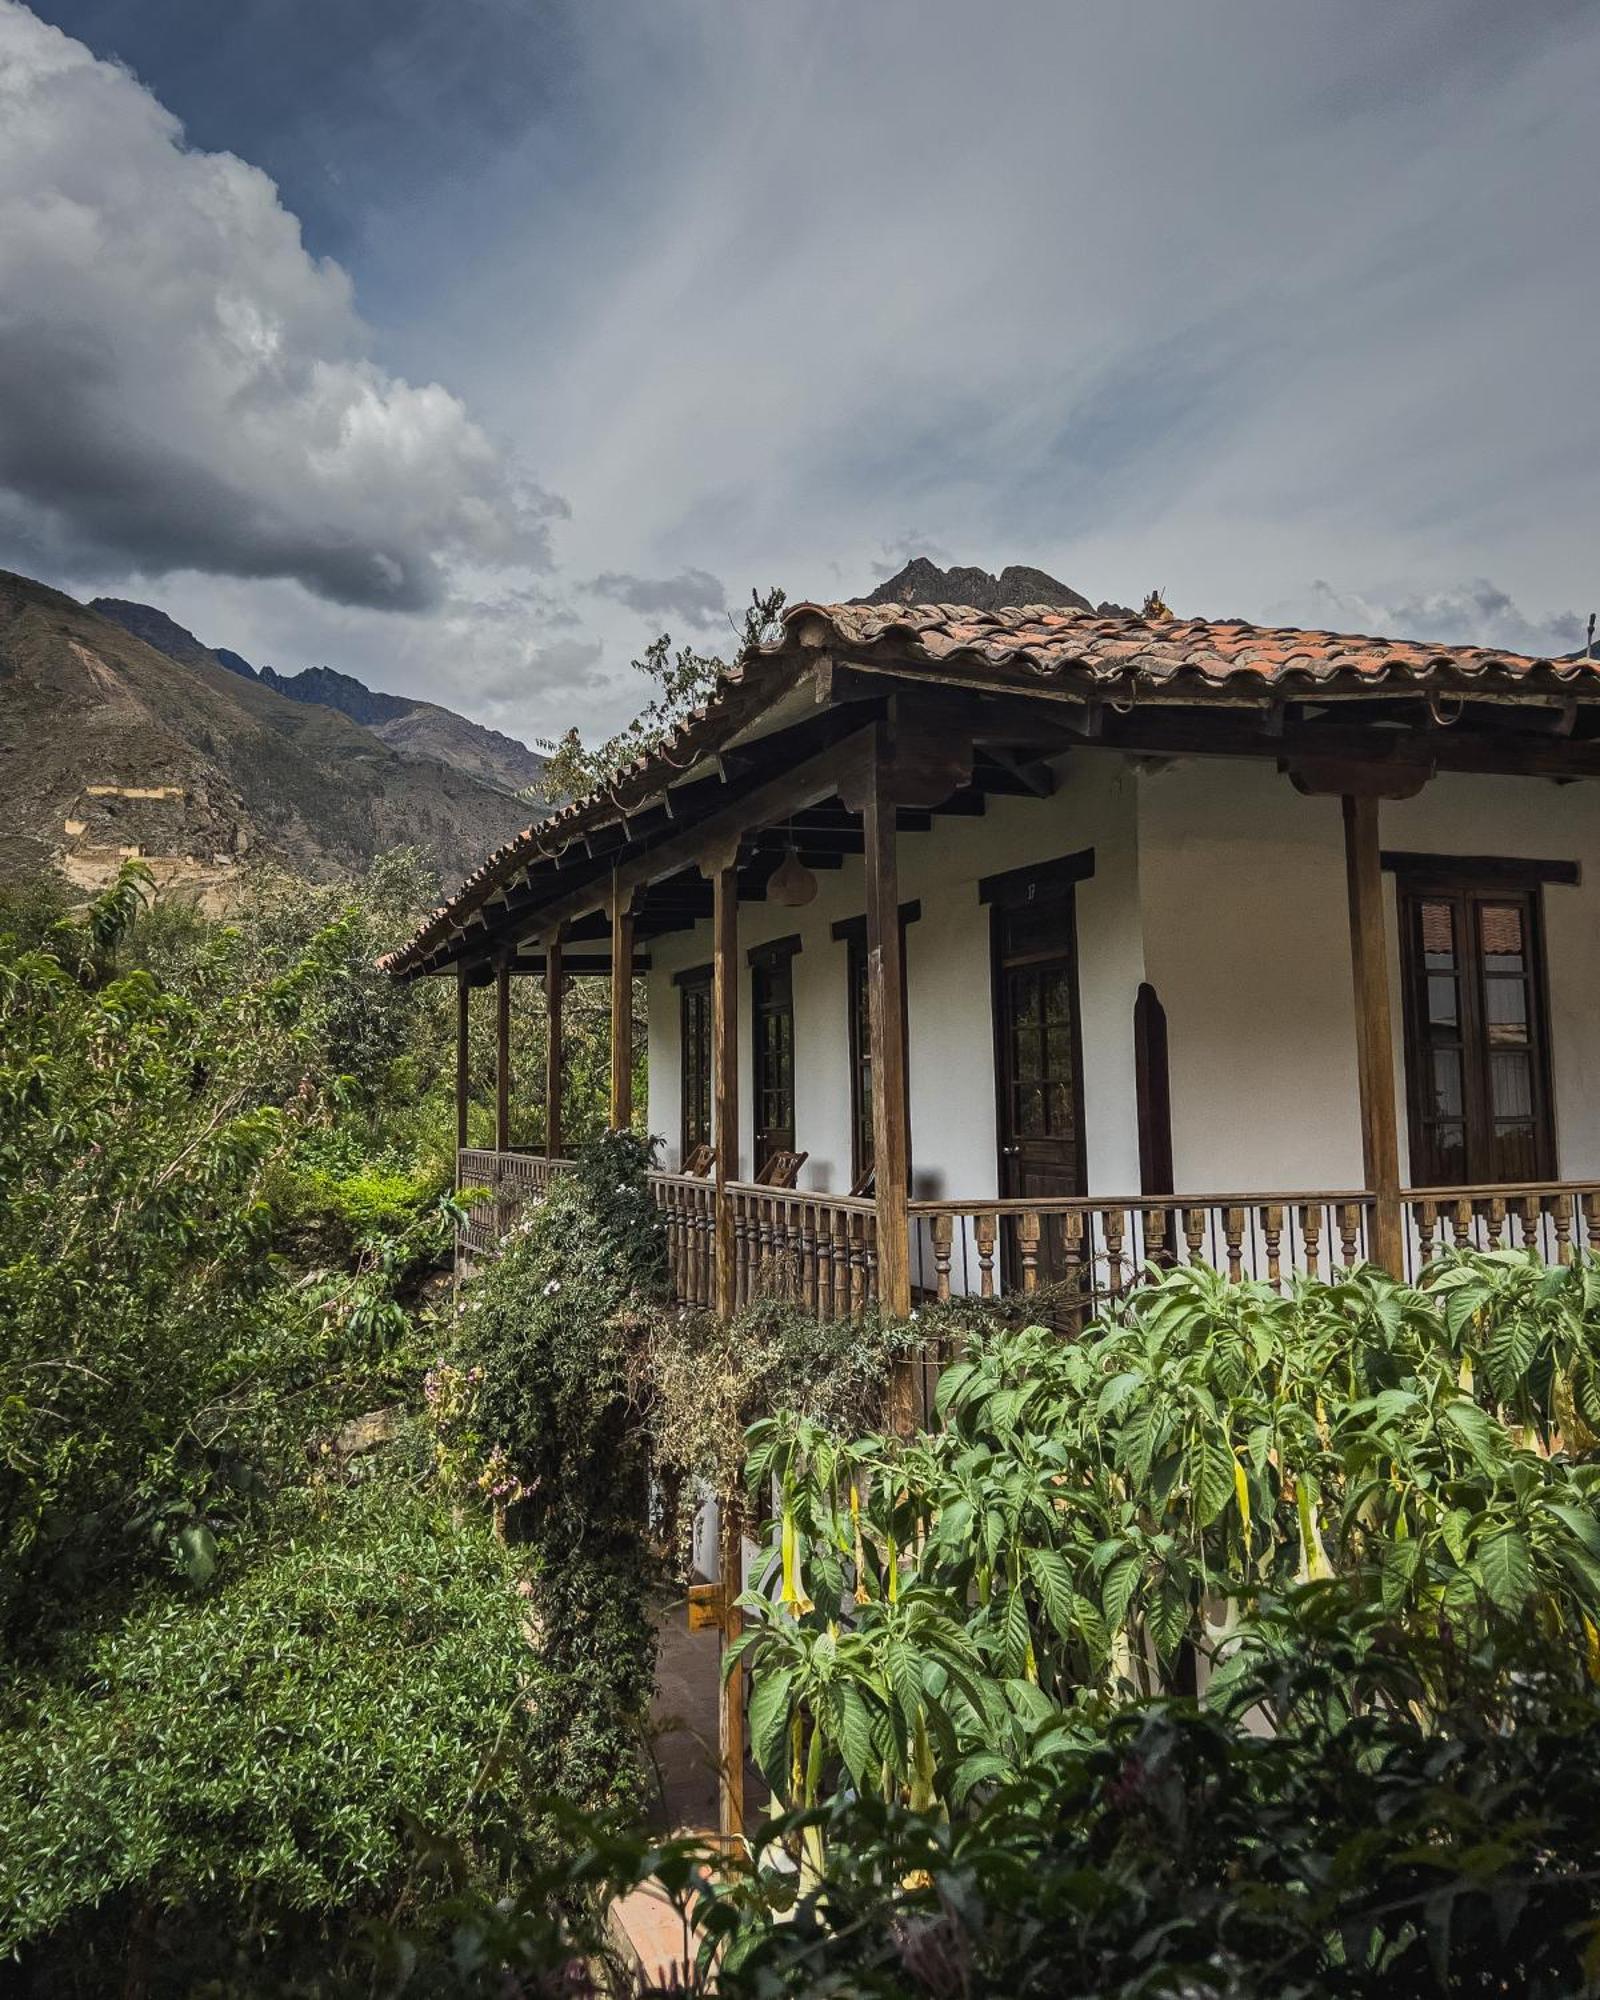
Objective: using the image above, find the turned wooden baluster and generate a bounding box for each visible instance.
[1414,1199,1438,1268]
[1223,1206,1246,1283]
[1337,1203,1362,1268]
[1145,1205,1167,1271]
[739,1196,755,1308]
[1553,1194,1575,1266]
[1518,1194,1543,1258]
[1103,1206,1127,1299]
[1183,1206,1207,1268]
[1300,1203,1323,1279]
[976,1212,997,1298]
[828,1210,849,1320]
[1449,1198,1474,1251]
[1262,1205,1284,1291]
[1485,1196,1507,1251]
[1018,1211,1042,1295]
[863,1220,879,1308]
[1583,1193,1600,1259]
[847,1212,866,1316]
[800,1202,818,1312]
[932,1212,954,1303]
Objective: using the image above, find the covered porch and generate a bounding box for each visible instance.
[421,598,1600,1319]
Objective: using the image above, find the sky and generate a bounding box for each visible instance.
[0,0,1596,748]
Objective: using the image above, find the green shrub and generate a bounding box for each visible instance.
[438,1130,668,1817]
[0,1484,540,1993]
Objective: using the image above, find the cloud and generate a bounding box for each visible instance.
[587,567,727,629]
[0,2,561,610]
[1273,579,1588,659]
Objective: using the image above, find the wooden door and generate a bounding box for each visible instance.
[1399,882,1555,1186]
[991,874,1086,1281]
[752,950,797,1171]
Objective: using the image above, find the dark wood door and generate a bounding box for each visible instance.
[752,954,796,1169]
[1399,883,1555,1186]
[992,879,1086,1281]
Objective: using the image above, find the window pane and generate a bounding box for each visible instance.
[1489,1048,1534,1123]
[1420,900,1456,966]
[1428,1122,1467,1184]
[1426,972,1459,1029]
[1479,902,1524,971]
[1484,977,1529,1044]
[1430,1049,1464,1120]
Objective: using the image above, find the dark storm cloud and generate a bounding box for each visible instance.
[587,568,728,630]
[0,4,561,611]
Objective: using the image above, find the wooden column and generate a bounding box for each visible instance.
[711,858,739,1319]
[1342,794,1404,1276]
[455,963,471,1155]
[609,878,635,1132]
[717,1496,745,1842]
[863,750,913,1329]
[544,933,564,1162]
[494,954,511,1152]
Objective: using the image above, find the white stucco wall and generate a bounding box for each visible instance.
[646,753,1145,1198]
[1139,759,1600,1191]
[646,750,1600,1201]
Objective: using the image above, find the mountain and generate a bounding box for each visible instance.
[0,570,532,904]
[856,558,1132,616]
[91,598,545,797]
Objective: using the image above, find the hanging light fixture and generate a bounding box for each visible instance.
[768,822,817,908]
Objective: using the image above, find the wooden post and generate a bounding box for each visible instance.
[609,877,635,1132]
[455,963,470,1156]
[863,746,912,1325]
[494,954,511,1153]
[544,932,564,1162]
[718,1495,746,1843]
[1342,794,1404,1276]
[711,858,739,1319]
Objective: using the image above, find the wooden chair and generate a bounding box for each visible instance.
[754,1148,808,1190]
[848,1163,875,1199]
[682,1142,715,1177]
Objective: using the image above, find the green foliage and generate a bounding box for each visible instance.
[530,588,785,806]
[438,1130,669,1814]
[647,1295,914,1566]
[730,1257,1600,1845]
[406,1598,1600,1997]
[0,1484,541,1991]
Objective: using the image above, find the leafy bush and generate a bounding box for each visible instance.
[404,1595,1600,1997]
[729,1258,1600,1842]
[437,1130,669,1815]
[647,1295,914,1566]
[0,1484,542,1994]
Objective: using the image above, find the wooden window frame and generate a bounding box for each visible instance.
[987,856,1090,1202]
[674,962,713,1163]
[1393,865,1560,1188]
[833,901,920,1184]
[748,936,800,1168]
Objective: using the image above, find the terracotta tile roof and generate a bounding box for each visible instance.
[379,602,1595,975]
[784,599,1592,694]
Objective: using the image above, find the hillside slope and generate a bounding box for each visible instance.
[92,598,544,796]
[0,572,530,902]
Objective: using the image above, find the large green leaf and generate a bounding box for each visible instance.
[1479,1528,1533,1613]
[1188,1431,1235,1529]
[747,1665,796,1786]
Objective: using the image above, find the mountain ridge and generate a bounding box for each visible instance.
[90,597,545,797]
[1,570,531,904]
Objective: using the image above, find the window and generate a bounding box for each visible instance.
[750,939,799,1168]
[1398,880,1555,1186]
[834,904,919,1187]
[677,967,711,1162]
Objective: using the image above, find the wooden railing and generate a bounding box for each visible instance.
[462,1154,1600,1312]
[456,1148,573,1257]
[907,1193,1375,1313]
[1402,1184,1600,1275]
[650,1171,717,1308]
[727,1183,879,1319]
